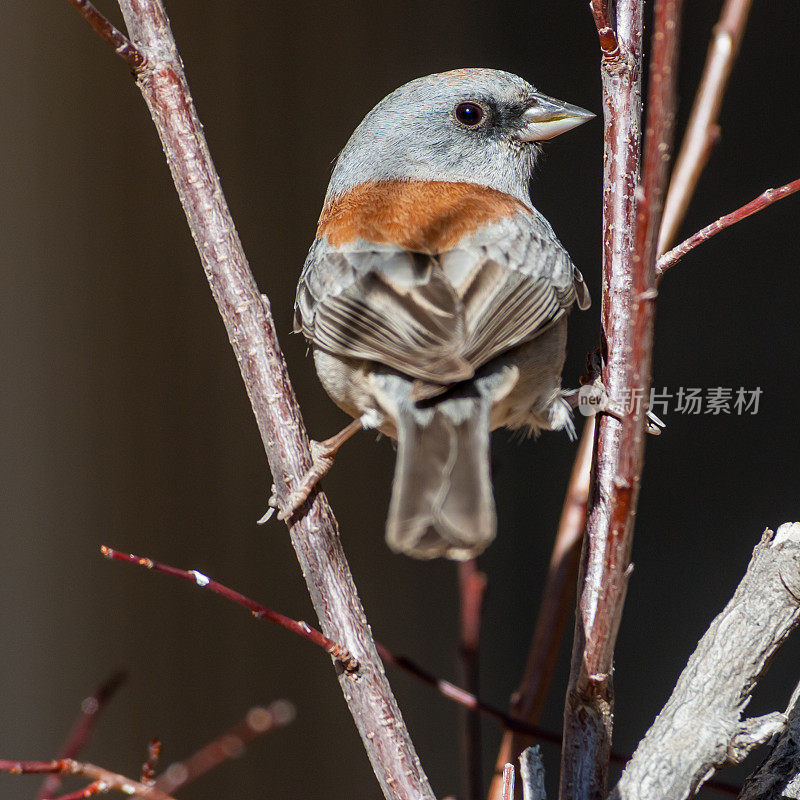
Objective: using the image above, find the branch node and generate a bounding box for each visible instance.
[727,712,787,764]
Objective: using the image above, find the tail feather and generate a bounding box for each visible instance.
[386,397,496,560]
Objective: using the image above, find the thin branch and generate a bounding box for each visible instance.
[53,781,107,800]
[657,0,754,254]
[101,543,563,744]
[657,177,800,276]
[489,417,594,800]
[36,671,128,800]
[140,739,161,786]
[502,764,515,800]
[457,559,487,800]
[0,760,176,800]
[101,546,359,671]
[589,0,621,61]
[67,0,144,70]
[560,2,681,798]
[612,523,800,799]
[68,2,437,797]
[154,702,295,794]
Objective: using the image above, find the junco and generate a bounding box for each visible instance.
[290,68,592,559]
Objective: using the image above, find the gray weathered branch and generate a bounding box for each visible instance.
[612,523,800,800]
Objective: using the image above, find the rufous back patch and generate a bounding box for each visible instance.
[317,180,529,253]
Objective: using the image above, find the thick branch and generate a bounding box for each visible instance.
[657,178,800,276]
[560,2,681,798]
[68,2,436,798]
[612,523,800,800]
[658,0,753,253]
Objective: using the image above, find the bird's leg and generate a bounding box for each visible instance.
[563,348,665,435]
[268,417,368,522]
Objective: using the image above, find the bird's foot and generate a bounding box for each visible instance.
[276,439,340,521]
[565,349,665,436]
[259,416,368,523]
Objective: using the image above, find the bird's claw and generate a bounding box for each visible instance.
[275,441,338,521]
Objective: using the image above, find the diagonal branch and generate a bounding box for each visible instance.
[35,671,128,800]
[66,2,436,798]
[559,2,681,798]
[656,177,800,276]
[154,702,296,794]
[67,0,144,70]
[612,523,800,799]
[100,544,566,745]
[657,0,754,253]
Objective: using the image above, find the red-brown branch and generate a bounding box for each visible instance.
[0,760,176,800]
[101,546,359,671]
[657,178,800,276]
[154,702,295,794]
[589,0,621,61]
[457,559,487,800]
[36,671,128,800]
[657,0,754,253]
[66,0,144,70]
[488,417,594,800]
[101,543,564,744]
[560,2,681,798]
[140,739,161,786]
[63,1,436,797]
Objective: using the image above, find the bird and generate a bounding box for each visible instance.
[289,68,593,560]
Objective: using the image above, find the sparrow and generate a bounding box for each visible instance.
[289,68,593,560]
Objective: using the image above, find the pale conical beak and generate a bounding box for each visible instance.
[518,94,596,142]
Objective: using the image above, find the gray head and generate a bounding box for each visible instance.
[327,68,594,208]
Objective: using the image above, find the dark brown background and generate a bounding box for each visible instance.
[2,2,799,798]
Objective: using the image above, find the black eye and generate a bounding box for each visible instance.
[454,102,485,127]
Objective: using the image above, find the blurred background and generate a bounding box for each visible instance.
[2,2,798,798]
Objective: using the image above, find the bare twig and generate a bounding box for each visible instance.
[65,1,436,796]
[589,0,621,61]
[502,764,515,800]
[101,546,359,671]
[458,559,487,800]
[0,759,176,800]
[612,523,800,799]
[67,0,144,70]
[560,2,681,798]
[657,178,800,276]
[140,739,161,786]
[489,417,594,800]
[658,0,754,253]
[35,670,128,800]
[102,543,564,744]
[154,702,295,794]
